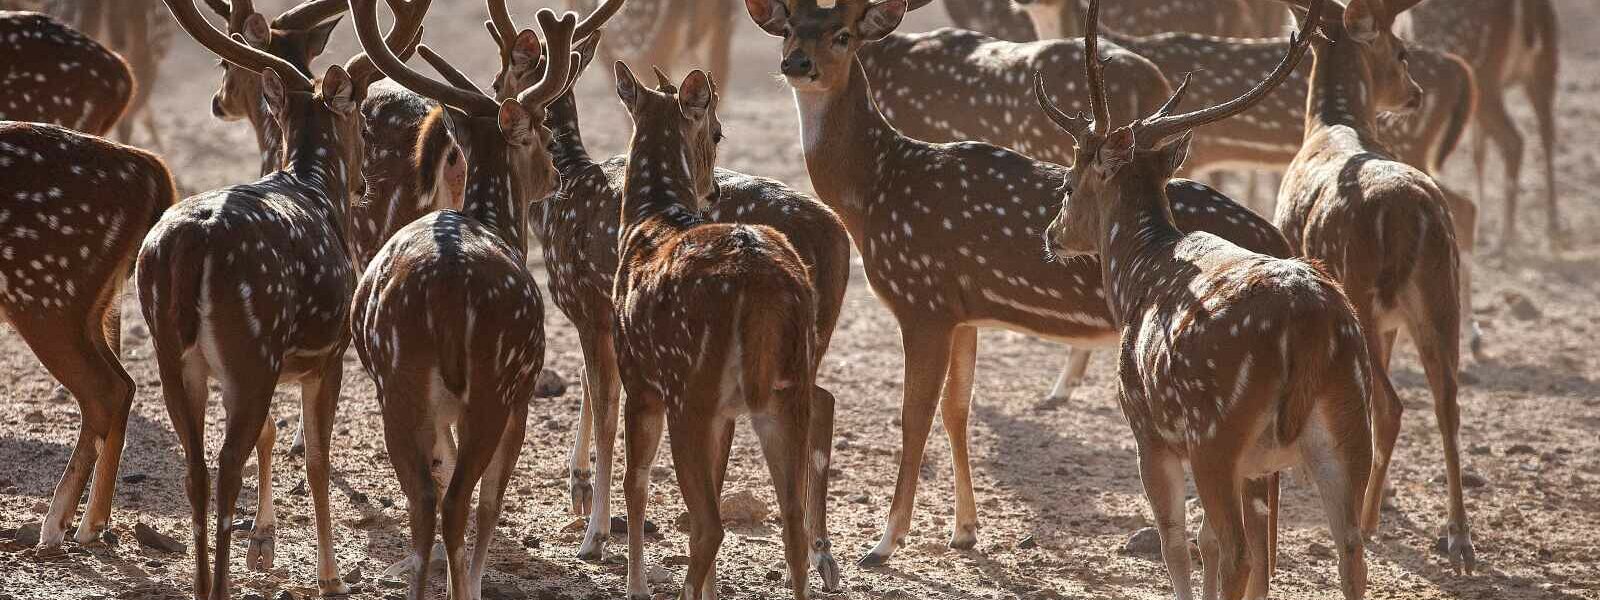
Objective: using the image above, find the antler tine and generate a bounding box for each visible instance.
[345,0,434,90]
[1082,0,1109,132]
[203,0,231,19]
[224,0,254,33]
[350,0,501,115]
[162,0,314,89]
[906,0,935,11]
[486,0,518,57]
[418,45,490,96]
[573,0,625,40]
[651,66,675,91]
[1032,72,1092,143]
[1136,0,1324,146]
[517,10,578,108]
[273,0,348,30]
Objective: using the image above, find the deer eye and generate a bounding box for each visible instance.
[833,31,850,46]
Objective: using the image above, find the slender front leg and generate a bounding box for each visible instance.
[860,323,956,567]
[579,333,622,561]
[804,385,841,592]
[1043,347,1092,405]
[942,326,980,550]
[302,367,350,596]
[246,415,277,572]
[624,399,667,600]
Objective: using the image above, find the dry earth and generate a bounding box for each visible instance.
[3,1,1599,599]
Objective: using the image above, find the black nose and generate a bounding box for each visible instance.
[781,52,813,77]
[211,95,225,118]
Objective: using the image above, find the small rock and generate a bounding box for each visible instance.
[232,518,254,533]
[98,528,119,546]
[1467,444,1492,456]
[349,491,369,505]
[23,410,46,424]
[1504,292,1540,321]
[276,418,289,429]
[13,523,41,546]
[343,565,364,584]
[1505,443,1537,455]
[533,369,569,398]
[242,593,266,600]
[290,479,307,496]
[765,565,783,581]
[144,558,163,568]
[275,591,297,600]
[378,578,407,590]
[1431,471,1487,488]
[1122,527,1162,557]
[522,534,541,549]
[719,490,770,525]
[378,496,395,508]
[1017,535,1037,550]
[846,493,870,505]
[31,501,49,514]
[560,517,586,533]
[1307,542,1334,559]
[647,564,672,584]
[610,515,658,534]
[121,473,148,484]
[663,554,690,566]
[133,522,186,553]
[48,387,72,404]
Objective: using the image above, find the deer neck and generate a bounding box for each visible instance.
[791,58,902,240]
[249,98,285,177]
[619,121,704,240]
[281,105,352,243]
[463,147,529,255]
[1017,3,1077,40]
[1097,168,1184,326]
[546,91,594,178]
[1304,40,1379,138]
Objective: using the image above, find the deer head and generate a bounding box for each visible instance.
[614,65,724,208]
[487,0,620,99]
[1039,0,1319,257]
[742,0,932,92]
[1286,0,1424,112]
[205,0,343,122]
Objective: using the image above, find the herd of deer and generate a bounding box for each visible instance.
[0,0,1567,598]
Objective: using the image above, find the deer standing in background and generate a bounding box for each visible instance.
[1272,0,1473,574]
[486,1,849,589]
[0,10,133,135]
[3,123,176,551]
[1403,0,1559,253]
[348,1,576,598]
[1039,2,1374,597]
[57,0,173,148]
[942,0,1033,40]
[137,0,369,595]
[611,62,818,600]
[1013,0,1260,39]
[568,0,737,88]
[743,0,1298,567]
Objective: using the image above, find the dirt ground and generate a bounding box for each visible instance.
[3,1,1599,599]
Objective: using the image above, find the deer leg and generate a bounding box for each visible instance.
[624,400,667,600]
[1241,476,1274,599]
[1474,96,1524,255]
[1439,185,1484,361]
[467,402,528,600]
[1299,397,1371,600]
[569,367,596,516]
[1527,59,1561,250]
[1357,311,1401,538]
[1138,444,1194,600]
[245,414,277,572]
[1198,514,1219,598]
[1043,346,1091,406]
[861,323,956,567]
[211,375,277,600]
[441,399,509,600]
[943,325,980,551]
[1192,453,1248,600]
[754,394,813,600]
[301,367,349,595]
[161,352,211,600]
[378,378,439,600]
[578,332,622,560]
[1404,286,1473,575]
[803,384,841,592]
[671,413,728,600]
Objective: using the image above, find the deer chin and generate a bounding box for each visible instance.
[784,73,827,92]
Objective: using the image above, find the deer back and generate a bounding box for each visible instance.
[0,11,133,135]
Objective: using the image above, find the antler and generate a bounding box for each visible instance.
[487,0,619,64]
[345,0,433,90]
[574,0,624,40]
[1031,0,1104,144]
[273,0,349,30]
[518,9,578,108]
[162,0,314,90]
[208,0,254,33]
[1133,0,1324,147]
[1032,73,1093,144]
[351,0,502,115]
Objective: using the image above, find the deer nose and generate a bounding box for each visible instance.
[781,52,814,77]
[211,94,226,118]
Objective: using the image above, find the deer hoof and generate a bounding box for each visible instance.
[246,534,275,572]
[318,577,351,596]
[568,470,593,516]
[576,533,607,562]
[949,525,978,550]
[1444,525,1475,576]
[856,551,890,568]
[815,546,841,592]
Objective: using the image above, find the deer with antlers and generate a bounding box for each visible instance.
[1010,0,1487,358]
[1404,0,1559,253]
[0,10,133,135]
[1273,0,1473,574]
[1037,2,1375,597]
[744,0,1304,566]
[485,1,850,587]
[348,1,577,598]
[135,0,377,595]
[609,61,818,600]
[3,123,175,551]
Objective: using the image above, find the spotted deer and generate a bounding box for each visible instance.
[942,0,1034,41]
[1013,1,1487,357]
[1039,2,1375,597]
[567,0,737,88]
[0,10,133,135]
[202,0,344,176]
[348,2,575,599]
[136,0,369,596]
[59,0,173,148]
[2,124,175,551]
[1272,0,1473,574]
[1403,0,1559,253]
[744,0,1299,566]
[608,62,817,600]
[1013,0,1261,39]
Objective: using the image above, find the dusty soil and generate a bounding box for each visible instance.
[3,2,1599,599]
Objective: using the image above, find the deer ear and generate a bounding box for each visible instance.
[1095,126,1135,179]
[744,0,790,37]
[511,30,542,73]
[304,16,342,59]
[319,65,357,116]
[858,0,908,41]
[261,67,289,123]
[615,61,642,111]
[498,99,538,147]
[679,70,714,117]
[1157,131,1193,176]
[242,13,272,48]
[1343,0,1383,43]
